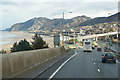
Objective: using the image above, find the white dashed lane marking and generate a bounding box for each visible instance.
[97,69,101,72]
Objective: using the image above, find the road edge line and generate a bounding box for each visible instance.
[32,50,75,79]
[48,50,78,80]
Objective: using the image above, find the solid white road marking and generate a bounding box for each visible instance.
[48,50,78,80]
[97,69,100,72]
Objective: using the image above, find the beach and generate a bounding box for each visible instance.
[0,31,54,53]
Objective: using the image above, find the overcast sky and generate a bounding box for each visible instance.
[0,0,119,30]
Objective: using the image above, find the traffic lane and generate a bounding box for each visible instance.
[96,62,118,78]
[87,39,118,77]
[35,50,75,78]
[118,63,120,80]
[54,49,103,78]
[91,47,118,78]
[53,48,118,78]
[85,40,118,77]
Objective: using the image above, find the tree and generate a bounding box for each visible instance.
[11,42,17,52]
[11,39,32,52]
[0,49,6,54]
[31,34,48,49]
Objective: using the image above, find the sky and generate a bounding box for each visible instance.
[0,0,119,30]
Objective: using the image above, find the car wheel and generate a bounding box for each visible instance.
[114,60,116,64]
[102,60,105,63]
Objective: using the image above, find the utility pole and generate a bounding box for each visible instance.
[108,13,112,50]
[117,30,119,54]
[62,12,72,47]
[67,12,72,49]
[62,12,64,46]
[117,24,119,55]
[74,29,75,44]
[107,13,112,50]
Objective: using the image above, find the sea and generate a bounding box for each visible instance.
[0,31,54,50]
[0,31,16,45]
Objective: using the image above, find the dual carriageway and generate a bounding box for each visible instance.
[33,39,119,79]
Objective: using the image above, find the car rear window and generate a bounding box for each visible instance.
[85,42,90,45]
[105,53,114,57]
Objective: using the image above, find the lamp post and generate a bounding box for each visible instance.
[62,12,72,47]
[117,28,119,54]
[107,13,111,50]
[109,13,113,50]
[74,29,75,44]
[62,12,64,47]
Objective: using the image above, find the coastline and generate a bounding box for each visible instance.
[0,31,53,53]
[0,31,34,53]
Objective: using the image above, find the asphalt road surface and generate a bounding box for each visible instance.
[35,45,119,79]
[54,48,118,78]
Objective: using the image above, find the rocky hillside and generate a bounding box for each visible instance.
[79,12,120,26]
[6,12,120,31]
[7,16,91,31]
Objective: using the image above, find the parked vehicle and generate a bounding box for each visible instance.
[97,47,102,51]
[83,41,92,52]
[102,52,116,63]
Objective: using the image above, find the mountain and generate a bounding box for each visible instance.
[9,17,51,31]
[79,12,120,26]
[6,12,120,31]
[7,16,91,31]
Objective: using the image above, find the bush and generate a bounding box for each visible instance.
[0,49,6,54]
[31,34,48,49]
[11,39,32,52]
[11,34,49,53]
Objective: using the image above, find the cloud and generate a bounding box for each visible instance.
[1,0,119,2]
[0,1,119,30]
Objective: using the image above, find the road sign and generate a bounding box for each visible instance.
[54,34,60,46]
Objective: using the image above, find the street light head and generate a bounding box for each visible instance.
[69,12,72,13]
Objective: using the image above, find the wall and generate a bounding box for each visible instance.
[2,47,66,78]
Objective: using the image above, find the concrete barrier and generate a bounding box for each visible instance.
[1,47,66,78]
[0,54,2,80]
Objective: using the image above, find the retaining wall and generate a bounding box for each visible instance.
[2,47,66,78]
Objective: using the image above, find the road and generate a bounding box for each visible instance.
[34,44,119,79]
[54,48,118,78]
